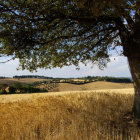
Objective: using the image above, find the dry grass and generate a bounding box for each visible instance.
[52,81,133,92]
[0,89,139,140]
[60,79,85,82]
[0,78,50,85]
[0,88,134,103]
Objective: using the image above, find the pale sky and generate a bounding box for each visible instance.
[0,56,131,78]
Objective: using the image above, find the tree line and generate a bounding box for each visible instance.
[13,75,53,79]
[0,82,48,94]
[84,76,132,83]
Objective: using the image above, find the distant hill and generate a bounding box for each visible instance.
[51,81,133,92]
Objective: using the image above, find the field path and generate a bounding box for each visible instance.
[0,88,134,103]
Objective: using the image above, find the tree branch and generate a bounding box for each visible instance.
[0,57,15,63]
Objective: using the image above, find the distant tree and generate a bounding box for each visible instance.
[0,89,7,94]
[8,86,16,94]
[13,82,23,90]
[0,77,6,79]
[0,0,140,121]
[0,84,8,90]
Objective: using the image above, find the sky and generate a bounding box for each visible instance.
[0,55,131,78]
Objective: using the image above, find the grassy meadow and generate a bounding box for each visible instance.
[0,79,139,140]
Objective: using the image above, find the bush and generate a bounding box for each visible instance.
[13,82,23,90]
[0,89,7,94]
[9,86,16,94]
[19,84,47,93]
[0,84,8,90]
[6,83,48,94]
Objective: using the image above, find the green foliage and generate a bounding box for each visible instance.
[84,76,132,83]
[0,89,7,94]
[0,84,8,94]
[22,84,32,93]
[7,83,48,94]
[21,85,47,93]
[98,77,132,83]
[13,75,52,79]
[0,0,139,71]
[12,82,23,90]
[0,84,8,90]
[9,86,16,94]
[74,0,137,17]
[32,81,42,86]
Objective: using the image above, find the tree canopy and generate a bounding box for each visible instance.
[0,0,139,71]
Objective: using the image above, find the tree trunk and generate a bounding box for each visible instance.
[128,56,140,123]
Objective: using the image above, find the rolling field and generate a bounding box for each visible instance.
[0,78,51,85]
[0,80,134,103]
[51,81,133,92]
[0,89,139,140]
[0,81,139,140]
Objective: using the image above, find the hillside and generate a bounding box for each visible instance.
[0,78,50,85]
[52,81,133,92]
[0,81,137,139]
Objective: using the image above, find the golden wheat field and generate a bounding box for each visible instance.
[0,87,140,140]
[0,88,134,103]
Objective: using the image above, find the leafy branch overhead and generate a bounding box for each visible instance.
[0,0,139,71]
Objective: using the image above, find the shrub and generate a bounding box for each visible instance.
[19,84,47,93]
[0,84,8,90]
[6,83,48,94]
[0,89,7,94]
[13,82,23,90]
[9,86,16,94]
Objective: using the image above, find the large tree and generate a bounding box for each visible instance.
[0,0,140,120]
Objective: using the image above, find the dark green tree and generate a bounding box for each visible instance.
[0,84,8,90]
[0,0,140,120]
[13,82,23,90]
[0,84,8,94]
[8,86,16,94]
